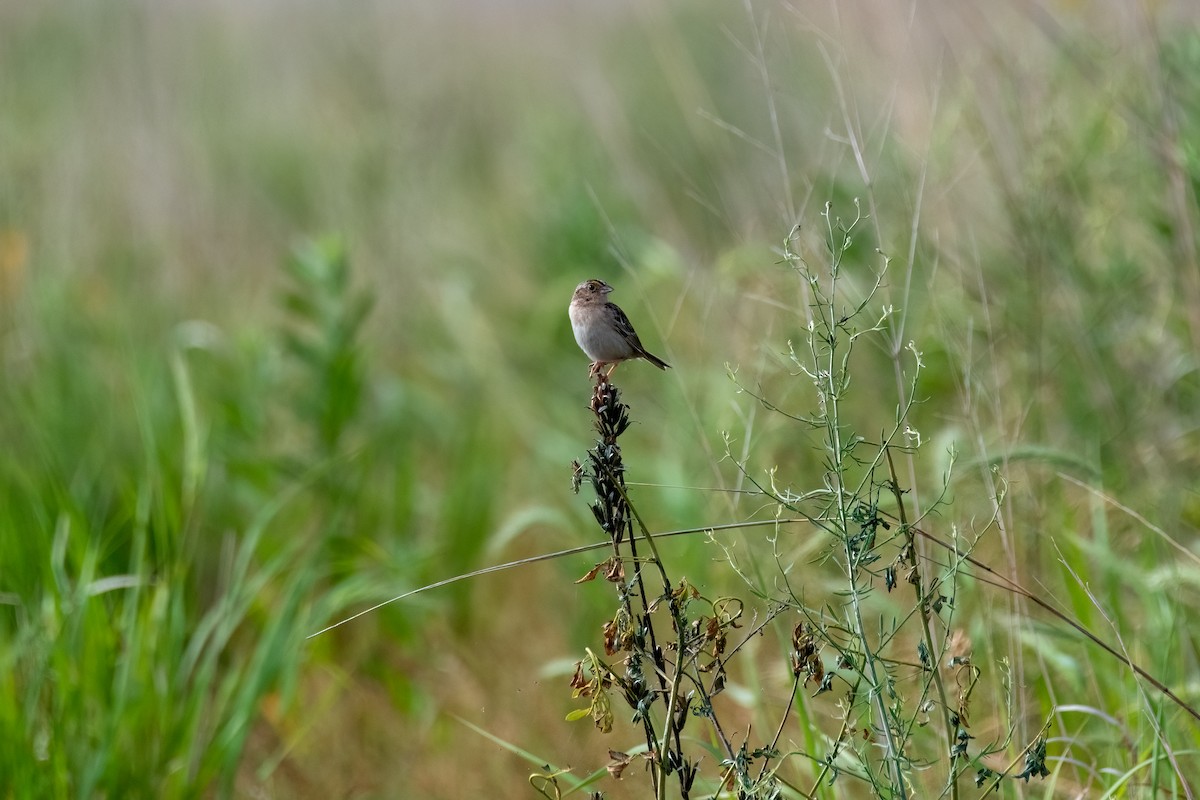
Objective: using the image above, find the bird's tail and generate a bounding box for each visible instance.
[641,350,671,370]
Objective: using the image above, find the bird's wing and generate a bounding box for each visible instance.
[606,302,647,353]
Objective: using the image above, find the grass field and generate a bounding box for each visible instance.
[2,1,1199,797]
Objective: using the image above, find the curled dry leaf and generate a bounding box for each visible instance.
[575,563,604,584]
[604,557,625,583]
[569,661,591,697]
[606,749,634,779]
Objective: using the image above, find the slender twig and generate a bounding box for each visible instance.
[886,448,958,800]
[306,518,815,639]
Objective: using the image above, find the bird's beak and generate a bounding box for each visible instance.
[601,283,613,294]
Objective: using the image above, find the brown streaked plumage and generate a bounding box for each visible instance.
[568,278,670,380]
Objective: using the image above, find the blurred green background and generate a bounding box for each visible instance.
[2,0,1199,796]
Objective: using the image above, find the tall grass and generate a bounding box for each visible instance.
[1,0,1198,796]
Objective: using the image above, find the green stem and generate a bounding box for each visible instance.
[821,212,907,797]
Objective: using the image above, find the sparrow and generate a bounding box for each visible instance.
[569,279,671,379]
